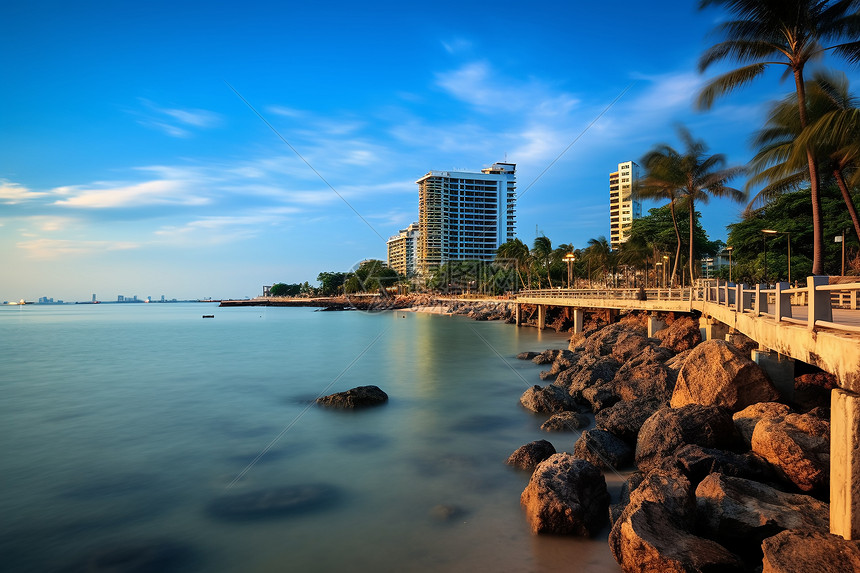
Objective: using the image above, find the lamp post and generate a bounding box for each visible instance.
[662,254,669,287]
[836,230,846,276]
[655,261,663,287]
[762,229,790,284]
[564,252,575,289]
[726,246,733,283]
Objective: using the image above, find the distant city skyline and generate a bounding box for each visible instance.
[4,1,860,301]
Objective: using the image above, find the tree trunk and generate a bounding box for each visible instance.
[669,199,682,286]
[834,168,860,242]
[689,197,696,286]
[796,67,824,275]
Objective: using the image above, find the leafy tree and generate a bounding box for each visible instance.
[532,236,555,288]
[269,283,301,297]
[697,0,860,274]
[349,259,399,293]
[639,126,744,285]
[495,238,531,290]
[428,260,516,295]
[316,271,349,296]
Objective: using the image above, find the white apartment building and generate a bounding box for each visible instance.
[609,160,642,250]
[416,162,516,275]
[386,222,420,277]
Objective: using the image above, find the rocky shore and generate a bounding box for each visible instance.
[498,309,857,572]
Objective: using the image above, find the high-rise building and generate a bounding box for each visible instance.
[609,161,642,250]
[386,222,420,277]
[416,162,516,275]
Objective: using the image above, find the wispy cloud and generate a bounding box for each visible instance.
[0,180,48,204]
[135,99,223,138]
[16,238,140,259]
[52,179,210,208]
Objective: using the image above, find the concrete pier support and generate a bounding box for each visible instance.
[699,317,729,341]
[515,303,521,326]
[572,308,584,334]
[537,305,546,330]
[751,350,795,400]
[647,313,666,337]
[831,389,860,539]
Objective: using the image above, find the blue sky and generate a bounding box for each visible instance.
[3,1,857,301]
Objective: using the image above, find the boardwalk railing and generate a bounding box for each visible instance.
[518,276,860,335]
[698,276,860,334]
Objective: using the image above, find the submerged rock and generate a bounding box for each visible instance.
[207,484,338,520]
[541,411,589,432]
[520,454,609,536]
[317,385,388,408]
[506,440,557,471]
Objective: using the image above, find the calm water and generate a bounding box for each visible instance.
[0,303,622,572]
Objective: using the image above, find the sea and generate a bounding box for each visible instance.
[0,303,623,572]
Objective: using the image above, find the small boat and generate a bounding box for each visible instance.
[202,315,214,318]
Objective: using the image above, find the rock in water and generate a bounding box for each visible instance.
[751,412,830,492]
[506,440,556,471]
[695,473,829,546]
[671,340,779,411]
[573,429,633,470]
[761,529,860,573]
[316,385,388,408]
[519,384,575,413]
[635,404,736,473]
[595,397,662,445]
[541,411,589,432]
[207,484,337,520]
[520,453,609,535]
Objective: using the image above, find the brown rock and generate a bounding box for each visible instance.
[554,354,621,401]
[751,412,830,492]
[539,349,578,381]
[671,340,779,412]
[614,501,745,573]
[726,331,758,355]
[573,429,633,470]
[506,440,557,471]
[316,385,388,408]
[595,397,662,444]
[732,402,791,447]
[583,322,648,359]
[792,372,837,412]
[520,453,609,535]
[696,473,829,546]
[671,444,774,486]
[635,405,736,473]
[541,411,589,432]
[654,316,702,353]
[611,345,677,404]
[664,348,694,373]
[762,529,860,573]
[519,384,576,413]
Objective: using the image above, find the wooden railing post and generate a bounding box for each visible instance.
[808,276,833,330]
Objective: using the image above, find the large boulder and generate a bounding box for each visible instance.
[613,501,745,573]
[671,444,774,486]
[751,411,830,492]
[732,402,792,447]
[792,372,837,412]
[610,345,676,404]
[520,454,609,536]
[316,385,388,408]
[696,473,829,546]
[595,397,662,445]
[583,322,648,359]
[671,340,779,411]
[581,382,621,412]
[539,349,579,381]
[635,405,736,472]
[573,429,633,470]
[554,354,621,399]
[520,385,576,414]
[541,411,589,432]
[761,529,860,573]
[506,440,557,471]
[654,316,702,353]
[532,349,562,365]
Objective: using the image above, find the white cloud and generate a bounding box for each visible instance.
[52,179,209,208]
[0,180,48,204]
[135,99,222,138]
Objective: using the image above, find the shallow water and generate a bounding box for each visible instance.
[0,303,622,572]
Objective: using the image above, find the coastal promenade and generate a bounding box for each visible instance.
[516,276,860,541]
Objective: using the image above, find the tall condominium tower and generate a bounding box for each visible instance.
[609,161,642,250]
[416,162,516,275]
[386,222,420,277]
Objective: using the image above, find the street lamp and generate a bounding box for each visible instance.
[564,252,576,289]
[655,261,663,288]
[662,254,669,287]
[725,246,733,283]
[762,229,791,284]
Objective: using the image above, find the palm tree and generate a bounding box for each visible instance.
[636,148,685,286]
[532,236,554,288]
[748,71,860,241]
[585,236,612,286]
[697,0,860,275]
[641,126,746,285]
[496,238,531,290]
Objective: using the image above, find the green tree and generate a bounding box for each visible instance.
[495,238,531,290]
[352,259,399,292]
[697,0,860,274]
[532,236,554,288]
[316,271,349,296]
[639,126,744,285]
[269,283,301,297]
